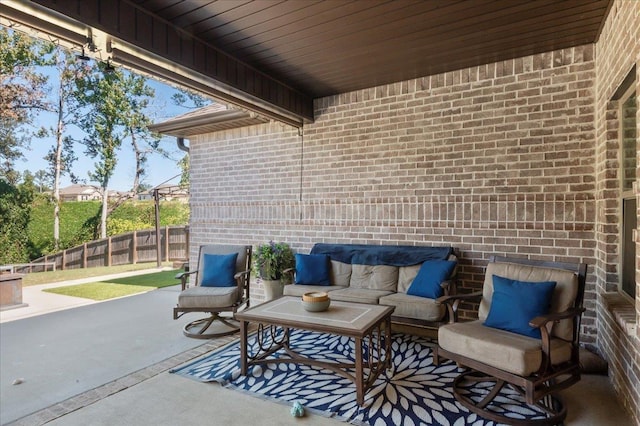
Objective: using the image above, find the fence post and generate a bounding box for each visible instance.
[82,243,87,269]
[132,230,137,264]
[62,249,66,271]
[107,237,112,267]
[165,225,169,261]
[185,225,189,261]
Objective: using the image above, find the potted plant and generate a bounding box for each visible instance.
[254,241,295,300]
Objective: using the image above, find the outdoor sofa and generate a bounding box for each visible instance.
[283,243,458,327]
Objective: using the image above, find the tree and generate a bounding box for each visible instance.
[75,62,159,238]
[33,170,50,193]
[0,27,54,180]
[170,88,209,110]
[43,48,84,250]
[120,72,161,199]
[178,153,189,189]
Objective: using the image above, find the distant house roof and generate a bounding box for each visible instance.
[59,184,100,195]
[148,102,269,138]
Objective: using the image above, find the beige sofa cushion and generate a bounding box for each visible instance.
[329,288,393,305]
[178,286,238,309]
[397,265,421,293]
[379,293,445,321]
[283,284,346,297]
[438,320,573,376]
[330,260,352,286]
[479,262,579,340]
[350,264,399,291]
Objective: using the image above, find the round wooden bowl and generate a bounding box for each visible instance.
[302,291,329,302]
[301,291,330,312]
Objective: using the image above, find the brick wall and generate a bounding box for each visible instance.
[189,45,599,336]
[594,0,640,423]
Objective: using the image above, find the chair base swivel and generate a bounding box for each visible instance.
[452,371,566,426]
[183,313,240,339]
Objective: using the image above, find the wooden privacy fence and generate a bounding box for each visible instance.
[21,226,189,273]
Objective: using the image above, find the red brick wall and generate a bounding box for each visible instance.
[594,0,640,423]
[189,45,599,336]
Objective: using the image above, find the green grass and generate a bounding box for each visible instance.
[100,270,181,288]
[42,269,181,301]
[44,283,152,300]
[23,262,174,286]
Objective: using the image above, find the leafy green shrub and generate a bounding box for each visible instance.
[0,180,34,263]
[107,218,150,235]
[28,198,100,257]
[27,198,189,259]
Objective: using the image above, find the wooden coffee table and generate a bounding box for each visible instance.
[235,296,394,406]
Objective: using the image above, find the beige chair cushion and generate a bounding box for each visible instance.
[479,262,579,340]
[195,245,248,288]
[438,320,573,376]
[178,286,238,309]
[329,288,393,305]
[283,284,346,297]
[379,293,445,321]
[330,261,352,286]
[350,264,399,291]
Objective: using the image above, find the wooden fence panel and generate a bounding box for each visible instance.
[168,226,188,261]
[111,233,134,266]
[65,245,86,270]
[84,240,105,268]
[135,229,157,263]
[25,226,188,272]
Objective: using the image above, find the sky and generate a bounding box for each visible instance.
[14,66,199,191]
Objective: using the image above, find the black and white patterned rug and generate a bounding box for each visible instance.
[171,330,552,426]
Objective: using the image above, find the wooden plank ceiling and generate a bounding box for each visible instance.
[19,0,613,124]
[129,0,612,98]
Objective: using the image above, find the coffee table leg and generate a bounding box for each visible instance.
[240,320,248,375]
[385,316,392,370]
[355,337,364,405]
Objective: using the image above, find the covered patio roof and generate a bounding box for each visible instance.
[0,0,613,127]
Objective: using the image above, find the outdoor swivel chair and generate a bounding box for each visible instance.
[173,244,252,339]
[434,256,587,425]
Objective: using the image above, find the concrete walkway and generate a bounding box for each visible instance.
[0,270,207,424]
[0,270,634,426]
[0,269,176,323]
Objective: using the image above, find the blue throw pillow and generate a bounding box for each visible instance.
[406,260,457,299]
[295,253,331,285]
[200,253,238,287]
[484,275,557,339]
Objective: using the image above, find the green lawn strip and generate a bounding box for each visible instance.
[101,270,181,288]
[22,262,174,286]
[41,270,181,301]
[44,283,152,301]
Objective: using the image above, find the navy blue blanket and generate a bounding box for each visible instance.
[310,243,453,266]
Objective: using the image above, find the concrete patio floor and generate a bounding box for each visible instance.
[0,271,633,426]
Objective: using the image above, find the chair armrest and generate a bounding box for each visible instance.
[175,270,198,291]
[530,307,586,374]
[529,307,586,329]
[436,291,483,323]
[282,267,296,284]
[440,279,451,295]
[234,269,250,281]
[436,291,482,305]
